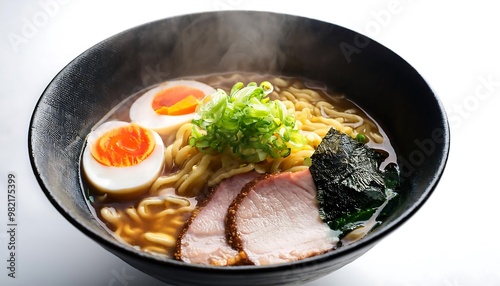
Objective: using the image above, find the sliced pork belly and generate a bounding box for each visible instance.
[226,169,338,265]
[175,171,260,266]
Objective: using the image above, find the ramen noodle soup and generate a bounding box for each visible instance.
[81,73,399,264]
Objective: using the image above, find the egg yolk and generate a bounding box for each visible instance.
[91,124,156,167]
[152,85,206,115]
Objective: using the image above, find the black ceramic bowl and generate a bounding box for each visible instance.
[29,11,449,286]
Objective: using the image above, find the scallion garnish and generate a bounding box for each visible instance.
[189,81,307,162]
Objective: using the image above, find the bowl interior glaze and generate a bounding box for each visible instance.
[29,11,449,286]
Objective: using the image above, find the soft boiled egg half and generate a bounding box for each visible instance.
[129,80,216,135]
[82,121,165,197]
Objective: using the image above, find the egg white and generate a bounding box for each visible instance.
[82,121,165,197]
[129,80,216,135]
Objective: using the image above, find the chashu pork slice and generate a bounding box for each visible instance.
[226,169,339,265]
[175,171,260,266]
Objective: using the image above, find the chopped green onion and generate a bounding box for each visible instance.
[355,133,367,143]
[189,81,307,162]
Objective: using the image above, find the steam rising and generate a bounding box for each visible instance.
[154,12,293,77]
[133,11,347,94]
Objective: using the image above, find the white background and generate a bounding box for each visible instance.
[1,0,499,285]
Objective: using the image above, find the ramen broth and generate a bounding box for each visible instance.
[82,72,398,258]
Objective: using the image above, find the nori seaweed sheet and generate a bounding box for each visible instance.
[309,128,396,231]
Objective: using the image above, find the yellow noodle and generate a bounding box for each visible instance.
[125,207,143,225]
[137,197,193,219]
[279,90,297,102]
[167,123,193,164]
[162,196,192,207]
[101,207,121,225]
[157,205,194,218]
[163,144,174,170]
[209,163,257,186]
[176,154,215,196]
[175,145,197,164]
[143,245,169,255]
[170,217,188,226]
[144,232,176,247]
[270,157,284,173]
[150,152,204,194]
[370,131,384,144]
[123,224,142,237]
[271,77,289,87]
[114,226,124,237]
[279,150,315,171]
